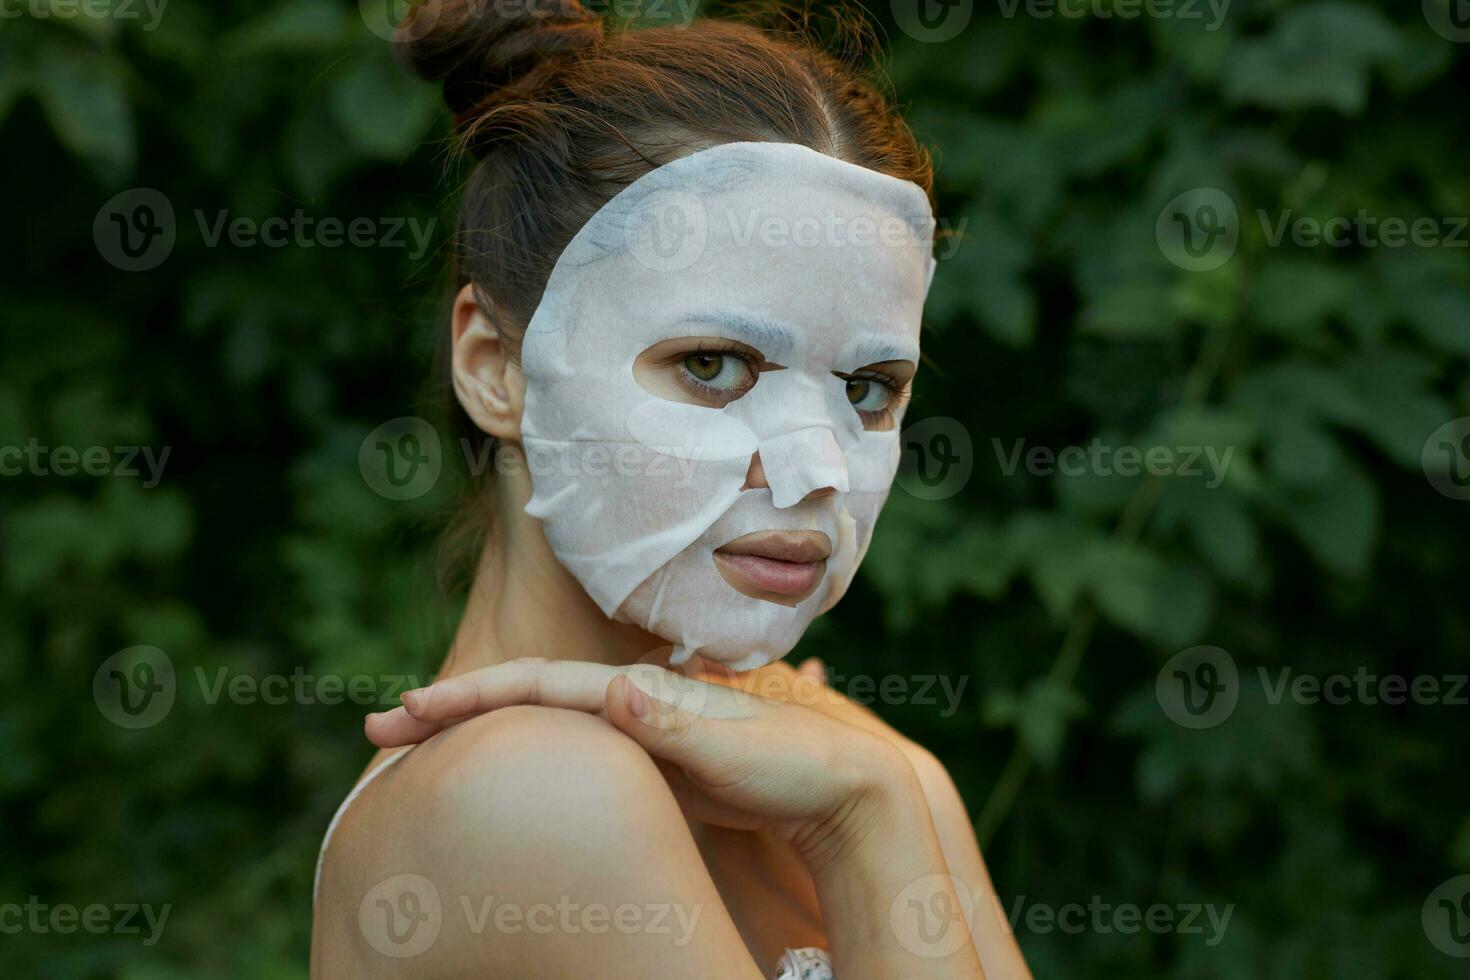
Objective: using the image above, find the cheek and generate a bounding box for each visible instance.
[623,400,759,461]
[846,431,902,493]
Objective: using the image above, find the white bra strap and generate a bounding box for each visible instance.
[313,749,411,904]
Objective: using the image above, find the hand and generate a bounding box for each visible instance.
[364,658,913,868]
[696,657,928,761]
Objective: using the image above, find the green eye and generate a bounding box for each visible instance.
[847,378,889,412]
[684,353,724,381]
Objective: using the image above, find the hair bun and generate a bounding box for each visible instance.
[395,0,604,123]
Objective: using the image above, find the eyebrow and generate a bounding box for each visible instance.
[676,311,919,364]
[678,311,797,353]
[851,338,918,364]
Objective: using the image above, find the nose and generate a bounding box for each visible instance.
[744,427,849,508]
[743,453,837,502]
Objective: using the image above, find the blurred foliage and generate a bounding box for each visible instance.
[2,0,1468,977]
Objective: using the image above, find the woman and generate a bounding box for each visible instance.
[312,2,1030,977]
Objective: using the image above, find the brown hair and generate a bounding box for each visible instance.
[398,0,932,580]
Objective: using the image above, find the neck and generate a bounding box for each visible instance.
[436,449,669,679]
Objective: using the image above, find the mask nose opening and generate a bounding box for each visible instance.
[754,427,850,508]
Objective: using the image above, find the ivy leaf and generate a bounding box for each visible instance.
[33,40,135,177]
[983,678,1087,769]
[1338,350,1453,468]
[1155,480,1263,584]
[1084,542,1215,648]
[1247,258,1359,337]
[1275,462,1379,577]
[927,206,1035,346]
[1223,2,1405,115]
[227,0,350,56]
[1081,281,1181,339]
[329,53,441,160]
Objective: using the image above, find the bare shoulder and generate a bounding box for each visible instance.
[313,707,758,978]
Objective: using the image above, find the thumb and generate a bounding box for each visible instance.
[605,671,724,774]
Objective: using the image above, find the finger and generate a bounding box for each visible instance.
[401,659,622,721]
[365,705,448,747]
[605,672,739,778]
[605,667,769,791]
[367,702,501,745]
[797,657,827,685]
[690,656,738,681]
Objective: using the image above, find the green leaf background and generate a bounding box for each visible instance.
[1,0,1468,976]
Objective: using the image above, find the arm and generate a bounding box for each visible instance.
[805,753,988,977]
[319,706,768,978]
[703,659,1030,979]
[366,659,992,978]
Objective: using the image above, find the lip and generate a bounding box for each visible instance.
[713,530,831,606]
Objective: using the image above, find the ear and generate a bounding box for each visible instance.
[450,282,524,441]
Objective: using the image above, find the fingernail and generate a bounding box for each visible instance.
[402,689,424,714]
[625,679,650,719]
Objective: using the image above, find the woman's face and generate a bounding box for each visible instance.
[516,142,934,669]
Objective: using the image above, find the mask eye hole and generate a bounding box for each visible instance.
[634,337,776,407]
[833,360,916,431]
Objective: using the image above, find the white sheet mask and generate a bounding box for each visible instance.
[519,141,936,670]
